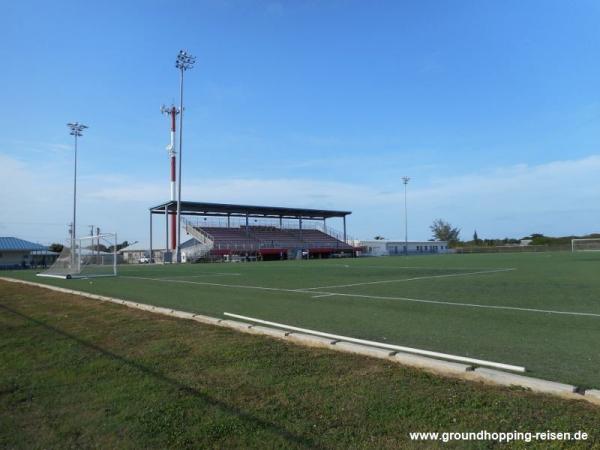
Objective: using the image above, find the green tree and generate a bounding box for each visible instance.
[473,230,479,244]
[107,241,130,253]
[48,243,64,253]
[430,219,461,244]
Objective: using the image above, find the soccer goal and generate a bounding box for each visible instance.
[571,238,600,252]
[38,233,118,279]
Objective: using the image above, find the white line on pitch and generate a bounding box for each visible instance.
[323,265,514,271]
[319,291,600,318]
[223,312,526,372]
[122,276,303,294]
[154,273,241,278]
[311,293,336,298]
[302,268,516,290]
[121,275,600,318]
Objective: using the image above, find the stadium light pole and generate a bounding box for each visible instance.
[67,122,88,265]
[402,176,410,256]
[174,50,196,263]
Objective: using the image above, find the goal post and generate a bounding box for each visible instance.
[571,238,600,252]
[38,233,118,279]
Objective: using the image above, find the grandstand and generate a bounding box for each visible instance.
[149,201,355,262]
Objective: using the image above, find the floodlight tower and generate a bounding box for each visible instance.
[161,104,180,252]
[402,176,410,256]
[174,50,196,263]
[67,122,88,263]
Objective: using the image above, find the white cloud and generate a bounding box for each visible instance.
[1,152,599,244]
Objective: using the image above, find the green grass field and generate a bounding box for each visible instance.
[2,282,599,448]
[6,251,600,389]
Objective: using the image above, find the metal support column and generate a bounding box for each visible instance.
[149,210,153,263]
[113,233,118,275]
[227,213,231,228]
[165,205,169,253]
[343,216,347,244]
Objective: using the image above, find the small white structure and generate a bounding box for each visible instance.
[119,242,166,264]
[358,240,449,256]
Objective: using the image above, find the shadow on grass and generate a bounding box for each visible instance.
[0,303,321,449]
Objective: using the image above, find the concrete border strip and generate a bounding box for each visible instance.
[220,319,254,332]
[470,368,577,396]
[1,276,597,406]
[333,341,396,359]
[392,351,472,374]
[286,332,338,348]
[246,325,289,338]
[223,312,525,372]
[584,390,600,405]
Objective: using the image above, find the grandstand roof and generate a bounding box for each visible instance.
[149,201,351,220]
[0,237,47,251]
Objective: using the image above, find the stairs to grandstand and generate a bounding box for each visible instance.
[183,218,214,246]
[182,218,214,260]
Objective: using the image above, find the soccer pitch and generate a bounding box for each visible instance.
[7,251,600,389]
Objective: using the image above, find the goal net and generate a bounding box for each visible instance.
[571,238,600,252]
[38,233,118,279]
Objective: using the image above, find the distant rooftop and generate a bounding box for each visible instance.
[119,242,165,253]
[0,237,47,251]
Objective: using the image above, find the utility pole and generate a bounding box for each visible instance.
[67,122,88,266]
[161,104,180,256]
[96,226,101,261]
[89,225,94,261]
[402,176,410,256]
[174,50,195,263]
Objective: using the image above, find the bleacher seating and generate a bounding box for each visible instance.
[245,226,302,248]
[194,225,352,256]
[200,227,258,250]
[288,229,353,250]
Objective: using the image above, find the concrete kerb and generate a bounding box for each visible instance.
[246,325,289,339]
[285,332,338,348]
[220,319,254,332]
[332,341,395,359]
[1,276,598,406]
[584,390,600,405]
[468,368,577,397]
[191,314,223,327]
[392,351,472,375]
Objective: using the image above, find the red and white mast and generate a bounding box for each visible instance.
[161,104,180,251]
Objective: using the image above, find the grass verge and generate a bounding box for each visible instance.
[1,280,598,449]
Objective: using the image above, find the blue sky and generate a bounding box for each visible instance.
[1,0,599,244]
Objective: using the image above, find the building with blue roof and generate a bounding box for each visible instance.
[0,237,56,269]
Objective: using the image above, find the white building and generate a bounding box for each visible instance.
[118,242,166,264]
[357,240,449,256]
